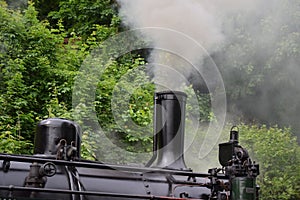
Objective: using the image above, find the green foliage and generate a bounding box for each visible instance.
[0,131,32,154]
[239,124,300,200]
[48,0,119,39]
[0,0,212,162]
[32,0,60,21]
[184,85,213,122]
[0,2,84,152]
[80,131,97,161]
[76,54,154,163]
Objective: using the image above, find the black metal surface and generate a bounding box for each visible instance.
[0,91,259,200]
[0,185,158,199]
[34,118,81,158]
[148,91,188,170]
[219,142,235,167]
[0,154,220,178]
[0,159,212,200]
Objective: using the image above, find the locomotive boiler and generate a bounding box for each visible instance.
[0,91,259,200]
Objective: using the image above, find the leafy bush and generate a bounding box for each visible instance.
[239,124,300,200]
[48,0,119,39]
[0,131,32,154]
[0,1,85,151]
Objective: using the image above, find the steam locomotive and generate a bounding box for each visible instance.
[0,91,259,200]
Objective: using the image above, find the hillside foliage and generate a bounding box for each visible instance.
[0,1,299,199]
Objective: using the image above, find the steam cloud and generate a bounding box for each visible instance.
[117,0,225,90]
[117,0,300,141]
[117,0,262,90]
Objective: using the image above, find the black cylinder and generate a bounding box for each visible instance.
[148,91,188,170]
[34,118,81,159]
[230,126,239,143]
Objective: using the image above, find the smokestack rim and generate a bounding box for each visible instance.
[155,90,187,101]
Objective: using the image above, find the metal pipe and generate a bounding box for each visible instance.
[65,166,76,200]
[0,154,227,178]
[0,185,205,199]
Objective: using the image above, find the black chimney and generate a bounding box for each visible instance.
[147,91,188,170]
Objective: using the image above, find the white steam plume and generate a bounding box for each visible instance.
[117,0,229,90]
[116,0,300,168]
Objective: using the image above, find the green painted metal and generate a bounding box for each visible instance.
[232,177,256,200]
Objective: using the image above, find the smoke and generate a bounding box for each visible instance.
[115,0,300,172]
[5,0,27,10]
[117,0,300,135]
[211,0,300,138]
[117,0,228,91]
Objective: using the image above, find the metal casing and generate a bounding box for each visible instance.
[231,177,257,200]
[34,118,81,158]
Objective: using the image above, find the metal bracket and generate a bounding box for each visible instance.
[2,160,10,173]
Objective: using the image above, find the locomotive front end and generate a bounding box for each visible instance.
[0,91,259,200]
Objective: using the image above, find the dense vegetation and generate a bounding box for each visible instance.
[0,1,299,199]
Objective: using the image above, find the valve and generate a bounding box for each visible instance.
[39,162,56,177]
